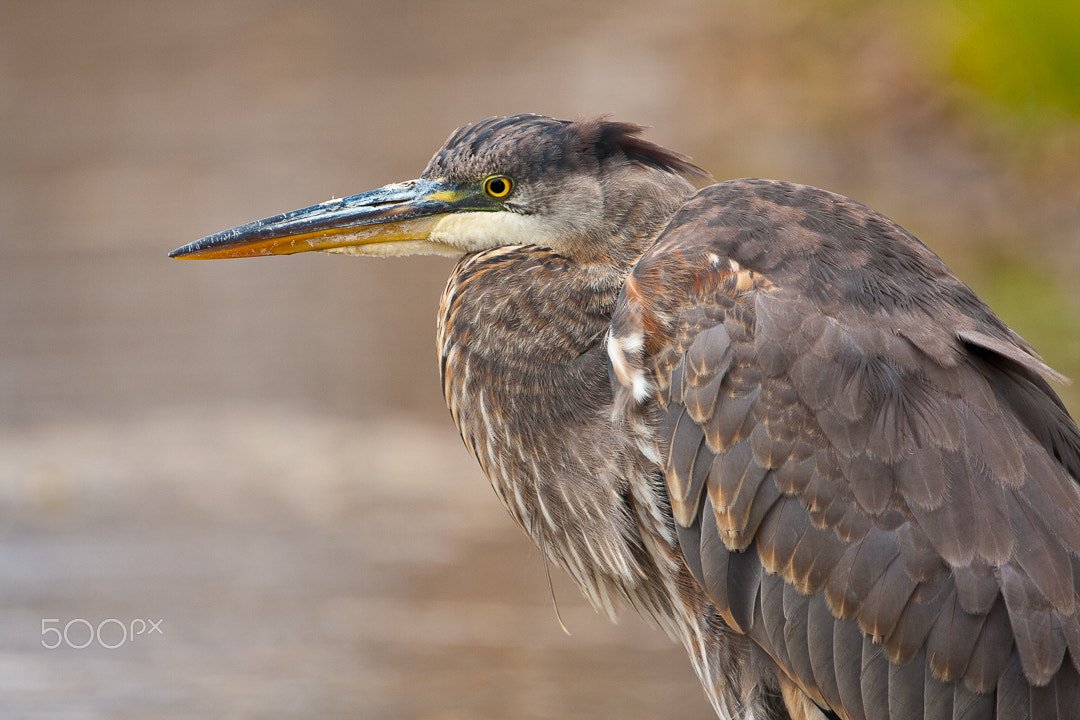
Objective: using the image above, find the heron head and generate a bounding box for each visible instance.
[170,114,708,264]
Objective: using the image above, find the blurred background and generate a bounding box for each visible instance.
[1,1,1078,718]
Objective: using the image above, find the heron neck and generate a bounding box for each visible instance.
[437,245,668,616]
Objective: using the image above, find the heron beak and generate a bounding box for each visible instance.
[170,178,467,260]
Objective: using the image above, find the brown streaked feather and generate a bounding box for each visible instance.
[740,469,785,548]
[974,348,1080,483]
[666,361,687,405]
[1020,444,1080,552]
[712,440,757,512]
[773,449,817,497]
[897,523,948,584]
[758,380,804,441]
[961,407,1026,488]
[806,451,844,520]
[686,322,735,386]
[712,440,777,548]
[695,494,738,626]
[750,421,796,469]
[963,461,1015,564]
[811,405,872,459]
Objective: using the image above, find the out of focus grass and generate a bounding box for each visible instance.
[976,256,1080,414]
[911,0,1080,414]
[909,0,1080,174]
[945,0,1080,121]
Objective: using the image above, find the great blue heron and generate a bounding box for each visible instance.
[172,114,1080,719]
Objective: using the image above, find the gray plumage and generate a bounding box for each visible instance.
[173,114,1080,720]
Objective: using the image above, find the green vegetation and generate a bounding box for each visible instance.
[945,0,1080,121]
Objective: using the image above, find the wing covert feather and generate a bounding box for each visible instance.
[609,179,1080,719]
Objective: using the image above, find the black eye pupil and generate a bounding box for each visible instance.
[488,175,511,195]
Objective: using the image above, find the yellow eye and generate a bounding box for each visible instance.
[482,175,514,199]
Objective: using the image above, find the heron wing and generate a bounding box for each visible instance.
[609,179,1080,720]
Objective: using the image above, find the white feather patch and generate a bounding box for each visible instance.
[430,211,558,252]
[607,335,635,390]
[607,333,653,403]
